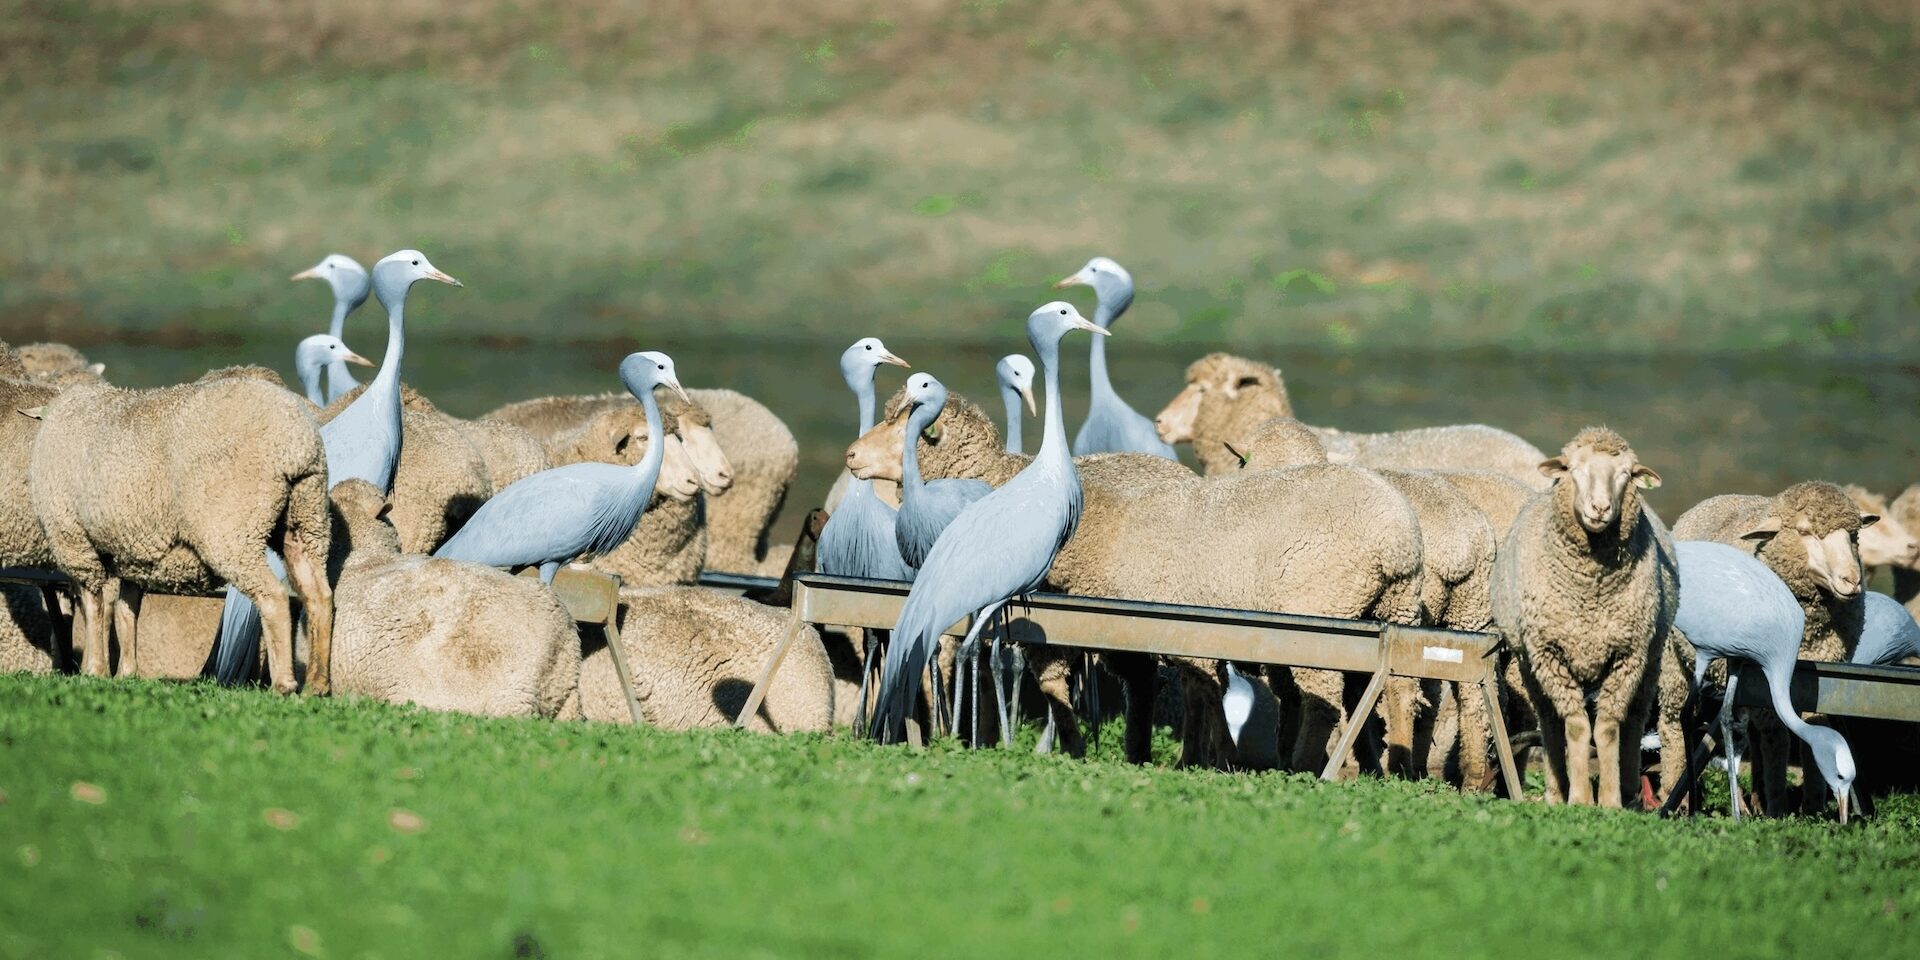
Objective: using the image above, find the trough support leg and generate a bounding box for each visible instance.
[602,617,646,727]
[1482,678,1523,800]
[736,608,807,729]
[1323,665,1389,781]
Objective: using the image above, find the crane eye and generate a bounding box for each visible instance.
[656,363,664,371]
[1058,309,1067,315]
[864,344,872,350]
[411,260,420,266]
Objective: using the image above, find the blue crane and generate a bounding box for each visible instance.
[434,351,688,583]
[995,353,1035,454]
[1055,257,1176,460]
[291,254,373,403]
[292,335,372,407]
[868,302,1108,743]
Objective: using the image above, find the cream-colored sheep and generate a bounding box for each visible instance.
[849,390,1427,774]
[1889,484,1920,617]
[1491,427,1677,808]
[688,388,801,575]
[321,384,490,554]
[1843,485,1919,573]
[1157,352,1550,490]
[451,417,551,491]
[1,374,58,568]
[0,586,55,675]
[578,585,834,732]
[0,341,26,380]
[1240,417,1497,787]
[310,480,581,719]
[29,377,335,693]
[1670,482,1875,813]
[484,390,733,494]
[15,342,105,385]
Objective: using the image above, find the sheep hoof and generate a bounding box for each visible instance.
[273,678,299,696]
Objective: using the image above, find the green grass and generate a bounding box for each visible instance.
[2,675,1917,958]
[3,1,1919,356]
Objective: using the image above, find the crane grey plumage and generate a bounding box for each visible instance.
[869,302,1108,743]
[291,254,372,404]
[996,354,1036,454]
[434,352,688,583]
[1673,539,1858,822]
[816,337,913,581]
[1055,257,1176,460]
[209,251,460,684]
[293,334,373,408]
[1853,591,1920,666]
[894,374,993,570]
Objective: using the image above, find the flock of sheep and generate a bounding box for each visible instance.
[3,251,1917,821]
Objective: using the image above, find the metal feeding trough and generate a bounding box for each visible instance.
[733,572,1527,794]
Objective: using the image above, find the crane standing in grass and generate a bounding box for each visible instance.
[1055,257,1175,460]
[435,352,688,583]
[1671,539,1858,822]
[291,254,373,404]
[869,302,1108,743]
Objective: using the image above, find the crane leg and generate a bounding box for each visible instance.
[854,630,878,735]
[1719,672,1742,822]
[538,561,561,585]
[990,628,1010,747]
[969,632,982,748]
[1009,638,1029,747]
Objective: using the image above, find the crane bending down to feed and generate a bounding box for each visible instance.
[996,354,1036,455]
[292,335,373,407]
[1055,257,1175,460]
[210,251,462,684]
[815,336,912,727]
[291,254,372,404]
[1672,540,1858,822]
[889,373,996,743]
[435,351,688,583]
[869,302,1109,743]
[1854,591,1920,666]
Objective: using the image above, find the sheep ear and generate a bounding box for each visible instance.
[1740,516,1783,542]
[16,406,43,420]
[1221,375,1244,399]
[1223,441,1249,469]
[1860,512,1880,529]
[1631,464,1661,490]
[88,363,105,376]
[1537,456,1568,480]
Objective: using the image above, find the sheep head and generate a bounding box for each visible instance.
[659,394,733,495]
[563,406,702,502]
[1844,485,1919,568]
[1539,426,1658,535]
[1237,417,1329,472]
[657,435,702,502]
[328,478,402,563]
[850,386,1002,483]
[1743,481,1873,599]
[1154,353,1290,446]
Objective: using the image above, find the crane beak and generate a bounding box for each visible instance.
[426,269,463,288]
[290,267,323,281]
[342,351,375,368]
[1070,316,1111,337]
[1019,384,1036,417]
[661,376,691,405]
[1053,274,1085,289]
[879,351,911,369]
[1838,787,1851,826]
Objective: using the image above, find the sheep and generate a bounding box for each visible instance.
[848,389,1427,774]
[1156,352,1550,490]
[1,374,58,569]
[0,586,55,675]
[483,390,733,493]
[1888,485,1920,617]
[15,342,105,385]
[545,402,708,587]
[0,341,28,380]
[1842,485,1919,575]
[1490,427,1677,808]
[305,479,582,719]
[687,388,800,575]
[28,377,334,693]
[450,417,551,492]
[1671,482,1875,813]
[1238,417,1498,788]
[577,585,834,732]
[320,383,491,554]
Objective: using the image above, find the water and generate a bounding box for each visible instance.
[81,337,1920,543]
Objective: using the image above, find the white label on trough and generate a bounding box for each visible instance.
[1422,646,1465,664]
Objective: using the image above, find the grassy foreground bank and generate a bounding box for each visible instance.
[1,675,1916,958]
[3,0,1918,356]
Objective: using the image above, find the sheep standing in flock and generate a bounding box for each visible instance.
[11,245,1920,826]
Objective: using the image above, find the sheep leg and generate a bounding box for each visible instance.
[1106,651,1156,765]
[1752,710,1792,816]
[1381,676,1427,779]
[110,581,140,679]
[1456,680,1494,793]
[76,581,110,679]
[1289,667,1346,774]
[218,551,297,695]
[1032,650,1085,758]
[1518,664,1573,804]
[281,534,333,696]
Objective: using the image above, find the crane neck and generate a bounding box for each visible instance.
[1086,291,1129,402]
[1035,337,1069,466]
[1000,383,1024,454]
[298,361,325,407]
[370,299,405,394]
[903,401,937,494]
[634,387,667,484]
[328,298,351,339]
[1763,659,1818,743]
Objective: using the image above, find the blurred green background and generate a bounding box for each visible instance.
[4,0,1919,519]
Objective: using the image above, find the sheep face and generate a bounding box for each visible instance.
[1539,434,1658,534]
[677,423,734,496]
[846,409,908,483]
[1844,486,1919,568]
[1746,514,1870,600]
[1155,354,1282,445]
[657,436,702,502]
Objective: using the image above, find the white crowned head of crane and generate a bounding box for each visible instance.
[1537,427,1659,535]
[617,350,690,406]
[291,254,372,310]
[903,372,949,424]
[1739,482,1875,600]
[1801,723,1859,824]
[371,249,462,310]
[1028,301,1109,349]
[294,334,372,381]
[1052,256,1134,323]
[995,354,1036,417]
[838,337,910,391]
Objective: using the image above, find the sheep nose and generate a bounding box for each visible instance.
[844,449,857,464]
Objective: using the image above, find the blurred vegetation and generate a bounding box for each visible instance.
[3,0,1918,355]
[4,674,1919,957]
